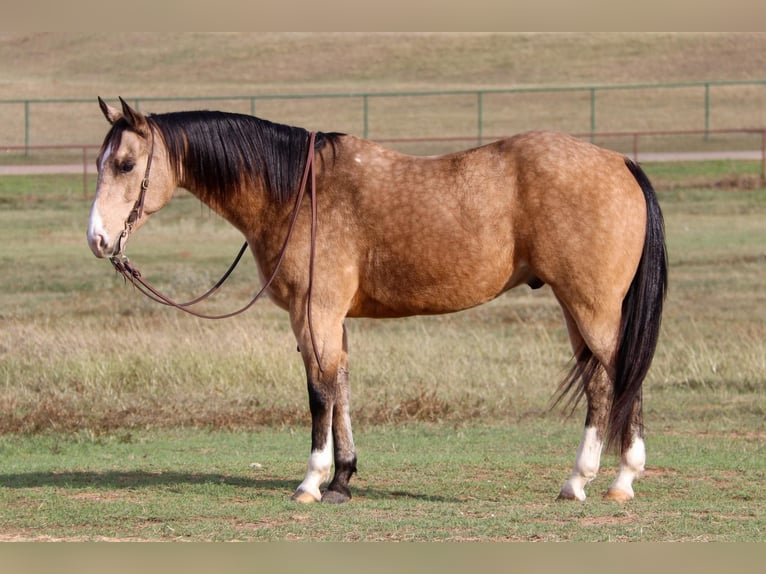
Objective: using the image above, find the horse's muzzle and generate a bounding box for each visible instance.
[87,232,110,258]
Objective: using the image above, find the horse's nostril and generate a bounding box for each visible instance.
[88,233,108,257]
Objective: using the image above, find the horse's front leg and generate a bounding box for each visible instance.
[321,323,357,503]
[290,311,356,504]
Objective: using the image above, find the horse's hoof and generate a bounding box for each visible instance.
[604,487,633,503]
[557,491,583,502]
[291,489,320,504]
[321,490,351,504]
[557,485,586,501]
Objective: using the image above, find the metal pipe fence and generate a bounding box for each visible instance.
[2,80,766,151]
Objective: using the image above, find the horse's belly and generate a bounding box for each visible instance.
[347,257,526,319]
[347,291,494,318]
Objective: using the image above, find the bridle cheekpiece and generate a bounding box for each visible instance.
[111,125,155,261]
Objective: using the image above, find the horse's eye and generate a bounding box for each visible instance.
[118,161,135,174]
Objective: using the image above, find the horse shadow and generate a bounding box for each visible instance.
[0,471,458,502]
[0,470,266,490]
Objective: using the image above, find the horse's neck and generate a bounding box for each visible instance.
[183,176,289,247]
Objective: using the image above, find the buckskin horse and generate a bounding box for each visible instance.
[87,97,667,504]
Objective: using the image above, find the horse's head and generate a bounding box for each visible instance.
[87,97,175,259]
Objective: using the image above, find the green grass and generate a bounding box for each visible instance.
[1,31,765,545]
[1,425,763,541]
[643,159,764,188]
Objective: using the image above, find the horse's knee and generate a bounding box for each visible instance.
[307,379,333,416]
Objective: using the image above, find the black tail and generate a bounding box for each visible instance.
[556,159,668,453]
[609,159,668,451]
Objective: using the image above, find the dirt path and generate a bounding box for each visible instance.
[0,164,92,175]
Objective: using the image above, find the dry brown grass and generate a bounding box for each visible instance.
[2,175,765,436]
[3,33,766,99]
[1,34,764,438]
[2,33,766,150]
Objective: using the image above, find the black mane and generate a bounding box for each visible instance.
[143,110,340,204]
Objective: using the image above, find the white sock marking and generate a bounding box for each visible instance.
[560,426,602,501]
[609,436,645,498]
[295,435,333,502]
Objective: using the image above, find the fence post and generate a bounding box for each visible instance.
[589,88,596,142]
[477,91,483,146]
[250,97,256,116]
[704,83,711,141]
[363,95,369,139]
[82,146,88,199]
[24,100,30,155]
[762,129,766,183]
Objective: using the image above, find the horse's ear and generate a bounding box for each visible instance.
[98,96,123,125]
[118,97,150,137]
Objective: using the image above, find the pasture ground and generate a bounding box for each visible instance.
[0,424,764,542]
[0,33,764,543]
[0,164,764,541]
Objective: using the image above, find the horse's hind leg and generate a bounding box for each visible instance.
[556,306,608,501]
[605,393,645,502]
[558,370,612,501]
[556,297,647,502]
[559,304,606,500]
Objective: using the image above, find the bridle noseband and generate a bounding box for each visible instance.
[109,130,324,371]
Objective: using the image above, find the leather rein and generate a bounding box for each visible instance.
[110,129,323,370]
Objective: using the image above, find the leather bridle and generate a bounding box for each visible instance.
[110,130,324,371]
[113,126,155,257]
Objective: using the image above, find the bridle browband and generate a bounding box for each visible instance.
[110,129,324,372]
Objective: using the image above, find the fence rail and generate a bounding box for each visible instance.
[2,80,766,151]
[2,128,765,197]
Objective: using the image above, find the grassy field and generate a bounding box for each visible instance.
[0,163,764,541]
[0,425,763,542]
[0,33,764,542]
